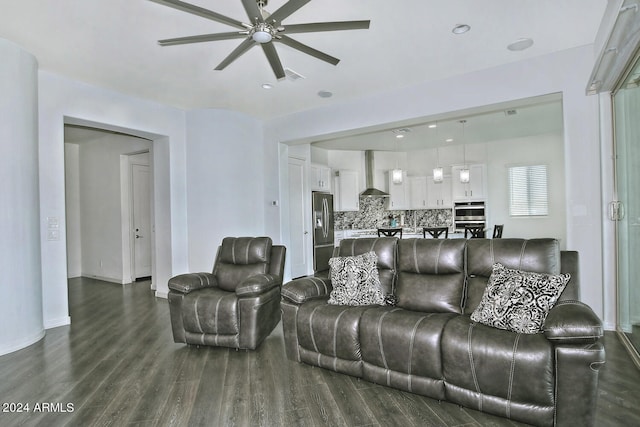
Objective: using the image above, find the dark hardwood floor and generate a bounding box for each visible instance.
[0,277,639,427]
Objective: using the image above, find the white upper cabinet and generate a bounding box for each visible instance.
[310,163,332,192]
[409,176,428,209]
[426,175,453,208]
[334,169,359,211]
[451,164,486,201]
[386,170,410,210]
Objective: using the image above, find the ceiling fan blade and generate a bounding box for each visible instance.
[215,37,256,70]
[241,0,264,23]
[159,32,246,46]
[269,0,311,25]
[148,0,245,29]
[277,36,339,66]
[261,43,286,80]
[283,20,371,34]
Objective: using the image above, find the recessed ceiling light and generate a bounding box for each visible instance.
[507,38,534,51]
[392,128,411,138]
[446,138,454,143]
[261,83,273,89]
[428,124,437,129]
[452,24,471,35]
[318,90,333,98]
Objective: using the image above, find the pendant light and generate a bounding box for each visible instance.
[432,122,443,182]
[459,120,470,183]
[392,128,409,184]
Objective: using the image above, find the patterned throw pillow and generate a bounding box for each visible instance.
[471,263,570,334]
[328,251,385,306]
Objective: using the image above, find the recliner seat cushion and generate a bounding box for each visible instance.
[181,287,238,335]
[396,239,466,313]
[442,316,555,426]
[359,307,455,399]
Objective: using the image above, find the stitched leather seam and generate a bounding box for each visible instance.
[489,240,495,266]
[243,240,250,264]
[231,239,237,264]
[309,305,322,353]
[413,239,420,274]
[193,295,203,333]
[377,311,391,372]
[519,240,527,270]
[435,241,443,275]
[507,333,521,419]
[333,309,348,358]
[214,295,224,335]
[407,315,428,393]
[467,322,482,411]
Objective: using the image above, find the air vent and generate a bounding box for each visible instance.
[284,68,306,82]
[505,109,518,116]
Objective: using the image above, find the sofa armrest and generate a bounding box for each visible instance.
[235,274,281,297]
[168,272,217,293]
[281,276,332,304]
[543,300,603,344]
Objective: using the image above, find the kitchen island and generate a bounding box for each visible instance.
[335,228,465,246]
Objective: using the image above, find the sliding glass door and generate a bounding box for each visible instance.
[613,53,640,363]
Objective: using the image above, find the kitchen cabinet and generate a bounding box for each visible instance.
[427,175,452,208]
[334,169,359,211]
[310,163,332,192]
[409,176,428,209]
[386,170,410,210]
[451,164,486,201]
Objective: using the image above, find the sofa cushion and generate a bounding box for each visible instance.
[328,251,385,306]
[442,316,555,426]
[465,238,561,314]
[359,307,455,400]
[181,287,238,335]
[471,263,570,334]
[396,239,466,313]
[214,237,272,292]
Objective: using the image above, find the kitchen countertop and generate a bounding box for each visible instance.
[338,228,465,239]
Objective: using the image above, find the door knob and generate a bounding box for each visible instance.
[135,234,142,239]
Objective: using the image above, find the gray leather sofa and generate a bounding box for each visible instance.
[281,237,604,427]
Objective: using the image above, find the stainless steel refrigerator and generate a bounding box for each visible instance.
[312,191,334,273]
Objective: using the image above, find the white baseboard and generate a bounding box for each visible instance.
[603,321,617,331]
[81,273,126,284]
[155,290,168,299]
[45,316,71,329]
[0,329,45,356]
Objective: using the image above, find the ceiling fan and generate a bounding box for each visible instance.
[148,0,370,80]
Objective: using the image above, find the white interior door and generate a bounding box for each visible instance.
[288,157,309,278]
[132,162,152,279]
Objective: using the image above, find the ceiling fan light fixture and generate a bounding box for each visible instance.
[252,30,273,43]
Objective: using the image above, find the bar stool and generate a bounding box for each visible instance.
[423,227,449,239]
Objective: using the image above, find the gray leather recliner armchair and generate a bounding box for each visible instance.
[168,236,286,350]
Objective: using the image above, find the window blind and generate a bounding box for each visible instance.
[509,165,548,216]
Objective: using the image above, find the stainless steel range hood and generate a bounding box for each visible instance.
[360,150,389,197]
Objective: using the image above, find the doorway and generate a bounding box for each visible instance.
[613,53,640,367]
[64,125,154,286]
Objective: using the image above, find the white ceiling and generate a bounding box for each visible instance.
[0,0,607,122]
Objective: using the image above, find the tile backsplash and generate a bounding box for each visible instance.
[334,196,452,230]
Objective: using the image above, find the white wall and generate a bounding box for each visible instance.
[269,45,606,323]
[38,71,189,325]
[185,109,266,272]
[0,39,44,355]
[486,133,566,241]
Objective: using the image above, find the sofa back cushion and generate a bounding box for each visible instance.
[465,238,561,314]
[396,239,466,313]
[214,237,272,292]
[335,238,397,295]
